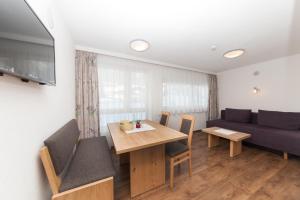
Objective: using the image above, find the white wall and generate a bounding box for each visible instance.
[218,53,300,112]
[0,0,75,200]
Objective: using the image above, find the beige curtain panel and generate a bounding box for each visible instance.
[75,50,100,138]
[208,74,219,120]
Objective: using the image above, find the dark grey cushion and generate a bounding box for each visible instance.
[44,119,80,175]
[221,110,226,120]
[258,110,300,130]
[166,142,188,157]
[180,119,192,135]
[225,108,251,123]
[251,112,258,124]
[221,109,257,124]
[60,137,116,192]
[160,114,168,126]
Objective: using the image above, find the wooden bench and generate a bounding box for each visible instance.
[40,119,115,200]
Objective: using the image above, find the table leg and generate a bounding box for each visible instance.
[130,144,165,198]
[208,134,220,148]
[230,140,242,157]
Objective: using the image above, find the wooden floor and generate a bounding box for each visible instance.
[113,132,300,200]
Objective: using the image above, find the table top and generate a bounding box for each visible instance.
[202,127,251,142]
[108,120,188,154]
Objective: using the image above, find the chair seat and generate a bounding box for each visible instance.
[60,137,116,192]
[166,141,188,157]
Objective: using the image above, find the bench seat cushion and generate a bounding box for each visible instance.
[60,136,116,192]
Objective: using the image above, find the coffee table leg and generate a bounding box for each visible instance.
[230,141,242,157]
[208,134,220,148]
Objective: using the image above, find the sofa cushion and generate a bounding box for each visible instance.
[60,136,116,192]
[221,110,226,120]
[221,110,257,124]
[247,125,300,155]
[225,108,251,123]
[44,119,80,175]
[258,110,300,130]
[251,113,258,124]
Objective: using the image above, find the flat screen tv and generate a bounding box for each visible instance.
[0,0,55,85]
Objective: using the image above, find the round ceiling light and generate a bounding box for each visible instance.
[130,39,150,52]
[223,49,245,58]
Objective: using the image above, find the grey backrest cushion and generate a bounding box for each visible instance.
[179,119,192,145]
[225,108,251,123]
[251,112,258,124]
[44,119,80,175]
[221,110,226,120]
[180,119,192,135]
[160,114,168,126]
[221,109,257,124]
[258,110,300,130]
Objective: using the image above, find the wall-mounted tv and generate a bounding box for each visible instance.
[0,0,55,85]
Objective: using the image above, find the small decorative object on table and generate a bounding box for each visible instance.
[136,120,141,128]
[120,120,134,131]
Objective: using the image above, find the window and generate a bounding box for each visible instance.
[98,55,209,134]
[98,63,148,132]
[161,68,209,113]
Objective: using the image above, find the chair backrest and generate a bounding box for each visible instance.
[160,111,171,126]
[179,115,195,149]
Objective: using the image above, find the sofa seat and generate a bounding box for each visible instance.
[248,125,300,156]
[206,119,300,156]
[60,136,116,192]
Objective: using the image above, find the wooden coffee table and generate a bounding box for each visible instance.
[202,127,251,157]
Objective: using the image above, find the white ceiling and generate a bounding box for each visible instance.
[54,0,300,73]
[0,0,52,40]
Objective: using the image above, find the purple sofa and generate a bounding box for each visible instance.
[206,108,300,157]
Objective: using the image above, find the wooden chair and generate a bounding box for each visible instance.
[166,114,195,189]
[160,111,171,126]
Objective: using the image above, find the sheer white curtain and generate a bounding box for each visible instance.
[97,55,209,136]
[161,68,208,114]
[98,56,153,135]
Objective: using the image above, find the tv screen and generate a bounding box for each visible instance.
[0,0,55,85]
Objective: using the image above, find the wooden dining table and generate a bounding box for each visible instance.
[108,120,187,198]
